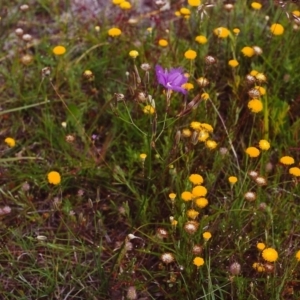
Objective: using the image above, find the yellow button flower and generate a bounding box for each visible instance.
[203,231,212,241]
[181,191,193,201]
[280,156,295,165]
[158,39,168,47]
[259,139,270,150]
[184,49,197,60]
[248,99,263,113]
[195,35,207,44]
[52,46,66,56]
[129,50,139,58]
[251,2,262,10]
[192,186,207,197]
[47,171,61,185]
[213,27,230,38]
[189,174,204,185]
[195,197,208,208]
[193,256,204,267]
[245,147,260,158]
[270,23,284,36]
[188,0,201,6]
[228,59,239,67]
[241,46,255,57]
[228,176,238,184]
[120,1,131,9]
[289,167,300,177]
[4,137,16,148]
[262,247,278,262]
[108,27,122,37]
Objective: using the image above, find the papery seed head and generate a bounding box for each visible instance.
[229,262,241,275]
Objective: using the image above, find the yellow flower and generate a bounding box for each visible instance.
[295,250,300,261]
[143,105,155,114]
[140,153,147,161]
[4,137,16,147]
[255,73,267,82]
[262,247,278,262]
[233,28,240,35]
[195,35,207,44]
[203,231,212,241]
[205,140,217,150]
[180,7,191,15]
[129,50,139,58]
[270,23,284,36]
[174,10,181,17]
[189,174,204,185]
[195,197,208,208]
[280,156,295,165]
[181,191,193,201]
[289,167,300,177]
[169,193,176,200]
[245,147,260,158]
[253,262,265,272]
[112,0,125,4]
[248,99,263,113]
[201,93,209,100]
[190,121,201,131]
[228,176,238,184]
[47,171,61,185]
[251,2,262,10]
[241,46,255,57]
[259,139,270,150]
[158,39,168,47]
[228,59,239,67]
[188,0,201,6]
[108,27,122,37]
[200,123,213,132]
[257,242,266,251]
[182,82,194,91]
[198,131,209,142]
[120,1,131,9]
[52,46,66,56]
[182,128,192,137]
[187,209,199,219]
[193,256,204,267]
[213,27,230,38]
[184,49,197,60]
[192,186,207,197]
[293,10,300,17]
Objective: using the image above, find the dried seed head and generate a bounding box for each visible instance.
[141,63,151,71]
[21,54,33,65]
[115,93,125,101]
[184,221,199,234]
[161,252,175,264]
[125,241,133,251]
[244,191,256,202]
[126,286,137,300]
[197,77,209,87]
[219,147,228,156]
[65,134,75,143]
[248,170,258,179]
[264,263,274,273]
[265,162,274,173]
[248,88,260,98]
[245,74,256,85]
[22,182,30,191]
[41,67,51,78]
[22,33,32,42]
[252,46,263,56]
[156,228,168,239]
[205,55,216,65]
[192,244,203,255]
[15,28,24,36]
[20,4,29,11]
[83,70,94,79]
[258,202,267,211]
[229,262,241,275]
[255,176,267,186]
[224,3,234,11]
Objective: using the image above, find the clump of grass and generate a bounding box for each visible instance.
[1,0,300,299]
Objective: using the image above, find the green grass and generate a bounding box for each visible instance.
[1,0,300,299]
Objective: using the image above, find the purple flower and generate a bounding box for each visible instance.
[155,65,188,95]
